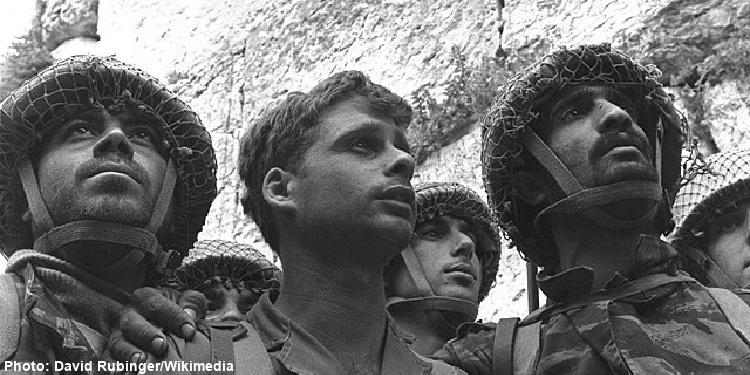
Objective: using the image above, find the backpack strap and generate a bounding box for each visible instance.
[233,321,274,375]
[512,321,541,374]
[707,287,750,345]
[492,317,518,374]
[209,324,236,375]
[491,318,541,374]
[0,273,22,362]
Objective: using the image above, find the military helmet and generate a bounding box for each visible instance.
[672,149,750,242]
[414,182,501,302]
[482,43,684,270]
[175,239,282,302]
[0,55,217,266]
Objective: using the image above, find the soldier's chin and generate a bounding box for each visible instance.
[71,204,152,228]
[599,163,658,186]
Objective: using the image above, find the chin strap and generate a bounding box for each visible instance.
[18,157,178,275]
[386,246,479,331]
[522,129,662,231]
[683,245,741,289]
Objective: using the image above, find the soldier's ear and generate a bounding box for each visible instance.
[262,167,297,212]
[511,170,547,206]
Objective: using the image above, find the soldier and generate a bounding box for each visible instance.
[670,149,750,289]
[0,56,217,368]
[236,70,462,374]
[108,71,467,374]
[433,44,750,374]
[385,182,501,356]
[175,239,281,322]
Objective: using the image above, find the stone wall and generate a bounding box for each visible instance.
[26,0,750,318]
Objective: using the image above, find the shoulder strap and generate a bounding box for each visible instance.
[233,321,274,375]
[707,287,750,345]
[492,317,518,375]
[209,326,235,375]
[512,321,541,374]
[491,318,541,375]
[0,273,22,362]
[524,272,696,323]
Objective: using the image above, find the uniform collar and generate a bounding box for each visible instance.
[249,293,435,374]
[538,235,680,302]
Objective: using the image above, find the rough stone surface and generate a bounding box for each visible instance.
[26,0,750,318]
[40,0,99,51]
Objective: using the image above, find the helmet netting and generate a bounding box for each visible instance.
[0,55,218,259]
[671,149,750,248]
[175,239,281,302]
[414,182,501,302]
[482,43,689,270]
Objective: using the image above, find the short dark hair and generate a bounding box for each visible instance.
[238,70,412,253]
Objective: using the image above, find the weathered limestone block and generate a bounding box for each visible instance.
[89,0,750,319]
[40,0,99,51]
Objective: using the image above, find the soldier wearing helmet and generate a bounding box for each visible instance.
[175,239,281,322]
[385,182,501,356]
[433,44,750,374]
[671,149,750,289]
[0,55,217,366]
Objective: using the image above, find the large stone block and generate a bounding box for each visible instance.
[40,0,99,51]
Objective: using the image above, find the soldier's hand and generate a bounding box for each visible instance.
[108,287,207,362]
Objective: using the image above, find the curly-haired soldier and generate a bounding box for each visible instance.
[385,182,501,356]
[0,55,217,366]
[104,71,466,373]
[670,149,750,289]
[237,70,464,374]
[176,239,281,322]
[433,44,750,374]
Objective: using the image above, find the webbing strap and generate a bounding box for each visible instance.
[534,180,662,231]
[386,296,479,319]
[538,181,662,215]
[522,129,583,196]
[387,247,479,320]
[584,205,658,230]
[512,321,541,374]
[147,159,177,233]
[683,246,740,289]
[707,288,750,346]
[401,246,434,296]
[492,317,519,375]
[0,273,21,362]
[524,272,697,323]
[234,321,274,375]
[18,157,55,234]
[33,220,160,257]
[654,117,663,187]
[209,326,234,375]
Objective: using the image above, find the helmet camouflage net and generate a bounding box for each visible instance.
[0,55,218,259]
[414,182,501,302]
[482,43,686,271]
[671,149,750,249]
[175,239,281,302]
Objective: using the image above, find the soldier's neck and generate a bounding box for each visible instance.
[274,243,391,374]
[549,213,659,290]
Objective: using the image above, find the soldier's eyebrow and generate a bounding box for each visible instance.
[549,87,596,116]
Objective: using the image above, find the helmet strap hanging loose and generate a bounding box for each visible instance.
[522,129,662,231]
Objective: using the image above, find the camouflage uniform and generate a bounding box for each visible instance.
[0,56,217,370]
[432,44,750,374]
